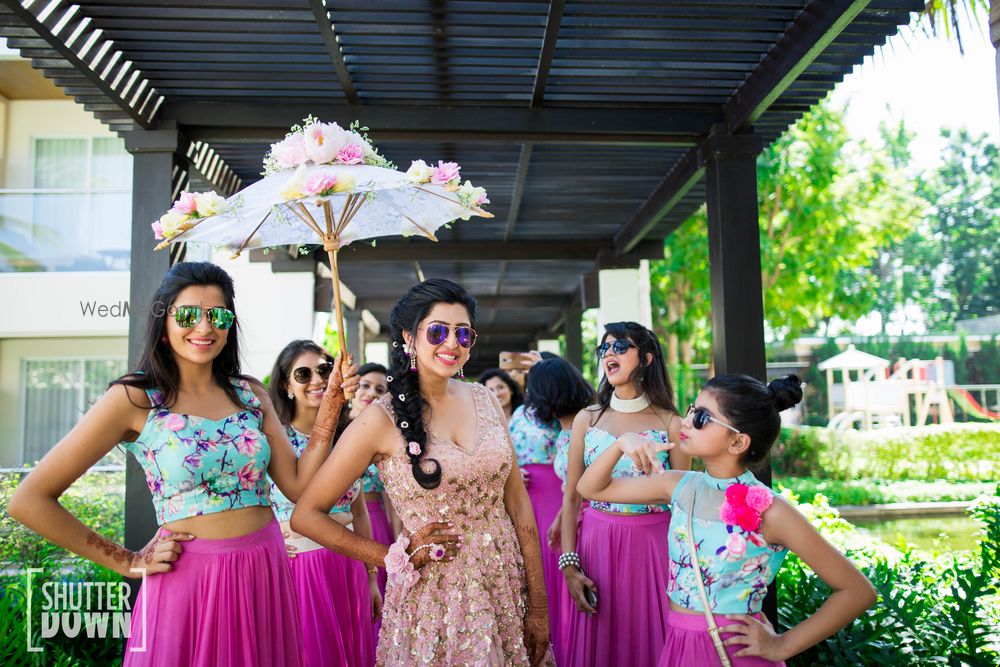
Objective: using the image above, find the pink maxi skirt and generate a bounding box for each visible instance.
[557,508,671,667]
[124,519,302,666]
[524,463,566,649]
[659,608,786,667]
[289,546,376,667]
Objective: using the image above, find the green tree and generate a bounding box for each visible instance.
[756,104,923,341]
[918,128,1000,327]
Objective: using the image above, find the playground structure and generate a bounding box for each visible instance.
[819,346,1000,431]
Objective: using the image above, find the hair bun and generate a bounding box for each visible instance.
[767,375,803,412]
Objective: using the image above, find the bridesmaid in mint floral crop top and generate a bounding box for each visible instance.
[578,374,875,667]
[6,262,356,667]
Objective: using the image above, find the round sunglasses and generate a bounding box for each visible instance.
[419,323,477,348]
[686,405,741,434]
[291,362,334,385]
[596,339,636,358]
[172,305,235,330]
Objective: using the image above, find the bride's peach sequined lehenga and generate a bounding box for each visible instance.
[374,383,543,666]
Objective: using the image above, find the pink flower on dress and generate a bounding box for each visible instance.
[303,171,339,196]
[336,143,365,165]
[719,500,739,526]
[237,460,262,490]
[745,486,773,513]
[234,430,260,457]
[172,191,198,215]
[164,414,187,432]
[403,564,420,588]
[431,161,461,186]
[385,543,409,575]
[723,532,747,561]
[271,133,308,169]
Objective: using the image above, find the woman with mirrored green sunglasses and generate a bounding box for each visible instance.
[8,261,359,666]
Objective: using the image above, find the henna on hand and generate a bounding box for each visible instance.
[86,531,134,567]
[307,354,346,451]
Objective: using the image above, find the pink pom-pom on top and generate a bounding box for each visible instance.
[744,485,773,513]
[725,483,749,505]
[719,500,740,526]
[734,505,762,533]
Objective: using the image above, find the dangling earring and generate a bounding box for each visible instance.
[409,346,417,372]
[458,366,465,379]
[287,392,294,400]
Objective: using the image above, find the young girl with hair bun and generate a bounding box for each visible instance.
[578,374,876,666]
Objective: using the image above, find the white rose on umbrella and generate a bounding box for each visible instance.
[270,133,308,169]
[304,122,350,164]
[406,159,435,183]
[195,192,227,217]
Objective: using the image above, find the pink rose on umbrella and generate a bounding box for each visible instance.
[172,191,198,215]
[303,172,339,197]
[151,221,164,240]
[336,144,365,165]
[431,161,461,186]
[271,133,307,169]
[164,414,187,431]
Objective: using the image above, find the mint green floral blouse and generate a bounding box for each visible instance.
[583,427,672,514]
[509,405,561,467]
[667,470,788,614]
[269,426,361,522]
[123,378,271,525]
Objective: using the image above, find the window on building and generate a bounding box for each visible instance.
[21,357,127,465]
[0,137,132,272]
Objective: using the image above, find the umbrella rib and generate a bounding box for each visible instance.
[153,215,213,251]
[322,199,335,236]
[229,215,269,258]
[287,202,326,239]
[339,193,365,234]
[413,185,493,218]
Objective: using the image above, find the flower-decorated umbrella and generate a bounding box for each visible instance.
[151,117,492,359]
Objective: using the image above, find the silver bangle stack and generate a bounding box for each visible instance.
[558,551,581,571]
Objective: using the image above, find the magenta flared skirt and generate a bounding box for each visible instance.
[123,519,302,666]
[289,547,376,667]
[366,497,393,598]
[659,608,786,667]
[524,463,566,649]
[558,508,671,667]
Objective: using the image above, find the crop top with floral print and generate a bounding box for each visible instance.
[123,377,271,525]
[269,426,360,522]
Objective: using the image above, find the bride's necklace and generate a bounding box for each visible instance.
[610,391,650,413]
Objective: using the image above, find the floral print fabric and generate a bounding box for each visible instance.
[124,378,271,525]
[508,405,560,467]
[361,463,385,493]
[269,426,361,522]
[583,427,672,514]
[667,471,788,614]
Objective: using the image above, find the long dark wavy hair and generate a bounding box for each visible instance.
[387,278,478,489]
[595,321,676,421]
[269,339,334,425]
[111,261,251,413]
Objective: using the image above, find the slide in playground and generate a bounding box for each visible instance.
[948,388,1000,422]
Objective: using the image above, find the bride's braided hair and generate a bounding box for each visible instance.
[387,279,478,489]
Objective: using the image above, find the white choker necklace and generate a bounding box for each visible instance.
[610,392,650,413]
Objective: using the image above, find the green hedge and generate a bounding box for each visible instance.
[772,423,1000,481]
[779,487,1000,665]
[776,478,996,506]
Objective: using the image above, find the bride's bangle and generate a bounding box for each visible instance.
[558,551,581,571]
